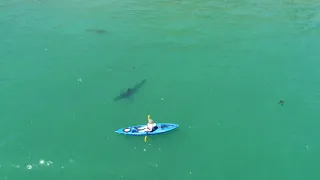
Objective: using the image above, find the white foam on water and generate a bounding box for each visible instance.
[13,164,21,168]
[77,78,83,83]
[3,156,72,171]
[26,164,32,170]
[69,159,75,163]
[46,161,53,166]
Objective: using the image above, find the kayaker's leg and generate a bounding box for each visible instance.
[137,126,147,130]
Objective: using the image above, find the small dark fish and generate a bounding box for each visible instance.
[278,100,284,105]
[86,29,107,34]
[114,79,146,101]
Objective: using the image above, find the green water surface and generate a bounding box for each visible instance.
[1,0,320,179]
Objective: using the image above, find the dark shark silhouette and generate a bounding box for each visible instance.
[114,79,146,101]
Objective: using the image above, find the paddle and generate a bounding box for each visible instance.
[144,115,150,142]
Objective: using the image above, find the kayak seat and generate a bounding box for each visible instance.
[151,126,158,132]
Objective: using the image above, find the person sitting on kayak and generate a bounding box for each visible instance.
[143,119,157,132]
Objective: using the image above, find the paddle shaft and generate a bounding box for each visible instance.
[144,115,151,142]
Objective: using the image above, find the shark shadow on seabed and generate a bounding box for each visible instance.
[86,29,107,35]
[113,79,146,101]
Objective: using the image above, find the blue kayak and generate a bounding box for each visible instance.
[115,123,179,136]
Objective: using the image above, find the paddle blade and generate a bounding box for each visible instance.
[148,115,150,120]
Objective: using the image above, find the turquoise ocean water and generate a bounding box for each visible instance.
[1,0,320,179]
